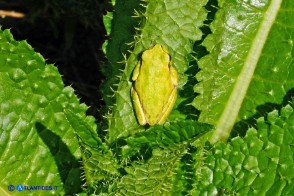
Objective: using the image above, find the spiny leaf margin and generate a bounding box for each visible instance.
[116,145,188,195]
[64,110,120,194]
[121,120,213,158]
[0,28,96,195]
[108,0,209,143]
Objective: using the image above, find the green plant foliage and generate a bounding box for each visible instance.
[191,99,294,195]
[111,121,213,195]
[122,121,213,158]
[1,0,294,195]
[193,0,294,142]
[106,0,209,143]
[116,145,188,195]
[100,0,142,107]
[0,28,96,195]
[64,110,119,193]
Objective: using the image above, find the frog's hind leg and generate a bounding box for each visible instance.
[131,87,147,125]
[158,89,177,124]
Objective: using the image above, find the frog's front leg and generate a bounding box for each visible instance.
[131,87,147,125]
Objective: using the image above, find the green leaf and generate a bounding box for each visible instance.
[102,11,113,54]
[116,146,187,195]
[193,0,294,142]
[0,29,96,195]
[3,0,294,195]
[191,100,294,195]
[100,0,141,107]
[122,120,213,158]
[103,11,113,36]
[64,110,120,193]
[107,0,209,143]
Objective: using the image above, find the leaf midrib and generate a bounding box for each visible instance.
[210,0,283,143]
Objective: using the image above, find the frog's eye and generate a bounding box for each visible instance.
[159,44,169,54]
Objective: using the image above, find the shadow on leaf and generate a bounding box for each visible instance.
[35,122,83,195]
[232,88,294,137]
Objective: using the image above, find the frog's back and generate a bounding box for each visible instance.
[135,47,175,124]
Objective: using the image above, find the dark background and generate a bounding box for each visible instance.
[0,0,111,120]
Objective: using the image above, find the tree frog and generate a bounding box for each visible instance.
[131,44,178,125]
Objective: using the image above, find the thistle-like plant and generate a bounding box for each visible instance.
[0,0,294,195]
